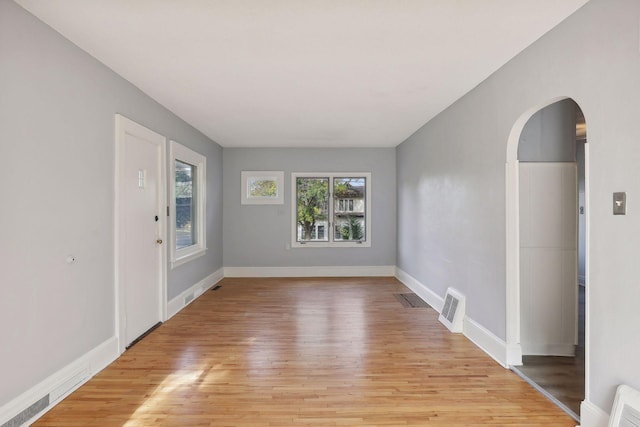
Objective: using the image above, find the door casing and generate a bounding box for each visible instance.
[505,96,590,401]
[115,114,167,354]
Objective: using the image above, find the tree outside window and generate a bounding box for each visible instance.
[293,173,370,247]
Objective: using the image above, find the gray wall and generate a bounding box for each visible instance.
[518,99,577,162]
[397,0,640,412]
[0,0,222,407]
[223,148,396,267]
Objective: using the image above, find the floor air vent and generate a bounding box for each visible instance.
[394,293,430,308]
[438,288,465,333]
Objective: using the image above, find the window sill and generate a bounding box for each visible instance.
[171,247,207,269]
[291,241,371,249]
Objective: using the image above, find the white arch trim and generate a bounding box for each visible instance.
[504,96,572,367]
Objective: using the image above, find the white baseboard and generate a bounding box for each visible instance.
[579,400,609,427]
[394,268,510,368]
[167,267,224,319]
[394,267,445,312]
[521,342,576,357]
[0,336,118,427]
[506,343,523,367]
[224,265,396,278]
[463,317,508,368]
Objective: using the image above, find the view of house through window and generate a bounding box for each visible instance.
[175,160,196,249]
[294,173,369,246]
[333,177,365,241]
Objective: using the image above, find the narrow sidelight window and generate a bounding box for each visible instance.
[170,141,206,267]
[175,160,196,249]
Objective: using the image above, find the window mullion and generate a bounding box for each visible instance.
[328,176,334,242]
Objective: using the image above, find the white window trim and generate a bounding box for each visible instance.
[169,140,207,268]
[291,172,371,248]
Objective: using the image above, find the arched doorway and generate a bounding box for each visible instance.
[505,98,588,421]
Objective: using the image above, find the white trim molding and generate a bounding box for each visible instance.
[167,268,224,319]
[579,400,609,427]
[115,114,168,354]
[0,337,118,427]
[520,342,576,357]
[169,140,207,269]
[291,172,372,248]
[394,267,444,313]
[506,343,523,367]
[395,267,511,368]
[463,317,509,368]
[241,171,284,205]
[224,265,395,278]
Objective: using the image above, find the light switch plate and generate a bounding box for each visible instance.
[613,192,627,215]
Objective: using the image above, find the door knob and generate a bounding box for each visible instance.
[156,239,163,244]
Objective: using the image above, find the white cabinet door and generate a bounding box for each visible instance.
[520,162,577,356]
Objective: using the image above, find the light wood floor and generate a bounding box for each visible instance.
[35,277,574,426]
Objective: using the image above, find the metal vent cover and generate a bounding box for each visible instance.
[610,385,640,427]
[394,293,430,308]
[620,405,640,427]
[184,293,195,305]
[438,288,465,333]
[1,395,49,427]
[442,294,459,323]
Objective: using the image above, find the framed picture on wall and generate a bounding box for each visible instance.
[241,171,285,205]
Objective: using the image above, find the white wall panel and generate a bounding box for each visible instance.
[520,163,577,356]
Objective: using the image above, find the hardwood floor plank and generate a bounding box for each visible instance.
[34,277,574,426]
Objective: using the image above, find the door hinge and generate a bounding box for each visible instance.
[167,206,170,216]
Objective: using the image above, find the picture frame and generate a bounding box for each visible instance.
[241,171,284,205]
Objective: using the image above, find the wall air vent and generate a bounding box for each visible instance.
[1,368,90,427]
[184,292,195,305]
[438,288,465,333]
[1,395,49,427]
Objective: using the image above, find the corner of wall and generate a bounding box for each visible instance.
[394,267,444,312]
[167,267,224,319]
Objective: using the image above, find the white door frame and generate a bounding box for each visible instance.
[505,96,590,401]
[115,114,167,354]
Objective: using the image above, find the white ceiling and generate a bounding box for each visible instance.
[15,0,589,148]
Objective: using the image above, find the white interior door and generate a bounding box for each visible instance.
[116,115,166,351]
[519,162,577,356]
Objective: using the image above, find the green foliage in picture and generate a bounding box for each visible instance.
[249,178,277,197]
